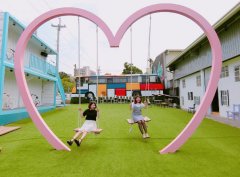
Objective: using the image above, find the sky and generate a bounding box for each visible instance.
[0,0,239,75]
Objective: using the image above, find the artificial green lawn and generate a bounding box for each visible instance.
[1,104,240,177]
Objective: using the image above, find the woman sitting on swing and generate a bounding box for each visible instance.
[67,102,100,147]
[130,96,150,139]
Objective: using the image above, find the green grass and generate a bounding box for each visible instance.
[1,104,240,177]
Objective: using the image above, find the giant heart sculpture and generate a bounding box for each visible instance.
[14,4,222,154]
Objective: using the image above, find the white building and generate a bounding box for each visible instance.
[167,3,240,118]
[74,65,96,77]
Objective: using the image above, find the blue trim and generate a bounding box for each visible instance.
[0,106,55,125]
[56,73,66,104]
[4,63,57,81]
[0,12,9,113]
[107,83,126,89]
[54,81,56,107]
[8,14,57,55]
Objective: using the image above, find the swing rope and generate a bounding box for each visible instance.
[145,14,152,100]
[73,18,102,134]
[96,25,100,129]
[129,25,133,133]
[146,14,152,116]
[127,15,152,131]
[77,16,82,128]
[130,25,133,101]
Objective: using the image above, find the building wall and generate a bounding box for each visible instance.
[41,80,54,105]
[3,67,55,111]
[218,56,240,117]
[179,55,240,117]
[0,12,3,58]
[179,72,204,111]
[174,17,240,80]
[152,50,182,91]
[7,25,46,67]
[2,69,20,109]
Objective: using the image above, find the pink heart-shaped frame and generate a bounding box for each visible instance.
[14,4,222,153]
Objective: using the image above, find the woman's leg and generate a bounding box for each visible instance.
[141,121,150,138]
[67,131,82,146]
[73,131,87,147]
[137,121,144,134]
[79,131,88,141]
[73,131,82,140]
[141,121,148,133]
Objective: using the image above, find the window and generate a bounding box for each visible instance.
[128,76,138,83]
[107,78,113,83]
[113,77,127,83]
[194,96,200,105]
[196,75,201,87]
[220,90,229,106]
[234,65,240,82]
[89,77,96,84]
[188,92,193,100]
[98,78,106,84]
[141,75,147,83]
[220,65,229,78]
[182,79,186,88]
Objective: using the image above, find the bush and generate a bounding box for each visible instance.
[70,97,89,104]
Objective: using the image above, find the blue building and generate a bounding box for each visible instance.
[0,12,65,125]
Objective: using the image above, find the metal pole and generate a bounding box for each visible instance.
[130,26,133,99]
[96,25,99,104]
[51,18,66,72]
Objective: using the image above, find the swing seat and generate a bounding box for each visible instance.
[127,116,151,124]
[74,128,103,134]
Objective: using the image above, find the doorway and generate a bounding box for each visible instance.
[211,88,219,113]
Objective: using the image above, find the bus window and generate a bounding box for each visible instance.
[89,77,96,84]
[150,75,156,83]
[98,78,106,83]
[127,76,138,83]
[138,76,142,83]
[107,78,113,83]
[113,77,127,83]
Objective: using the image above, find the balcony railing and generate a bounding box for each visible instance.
[5,53,56,76]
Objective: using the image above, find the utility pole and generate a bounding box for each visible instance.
[51,18,66,72]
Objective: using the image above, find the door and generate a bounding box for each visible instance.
[211,88,219,112]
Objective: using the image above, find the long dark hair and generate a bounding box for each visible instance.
[88,102,97,109]
[134,96,142,104]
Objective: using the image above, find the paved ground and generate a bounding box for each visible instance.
[206,114,240,128]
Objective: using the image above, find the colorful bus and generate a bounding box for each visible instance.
[72,74,164,99]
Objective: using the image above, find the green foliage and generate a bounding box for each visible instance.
[59,72,75,93]
[59,71,69,79]
[70,97,89,104]
[122,62,143,74]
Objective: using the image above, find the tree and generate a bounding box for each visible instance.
[122,62,143,74]
[59,72,75,93]
[59,71,69,79]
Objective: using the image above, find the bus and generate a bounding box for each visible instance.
[72,74,164,100]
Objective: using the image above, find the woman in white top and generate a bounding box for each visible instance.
[130,96,150,138]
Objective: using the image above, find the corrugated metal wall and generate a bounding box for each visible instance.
[174,17,240,80]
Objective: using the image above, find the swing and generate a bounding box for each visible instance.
[126,15,152,128]
[73,18,103,134]
[127,117,151,124]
